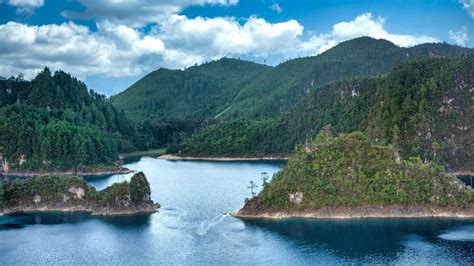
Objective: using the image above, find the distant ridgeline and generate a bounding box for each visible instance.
[0,68,138,171]
[111,37,473,160]
[235,131,474,219]
[179,55,474,172]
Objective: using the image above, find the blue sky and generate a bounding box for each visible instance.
[0,0,472,95]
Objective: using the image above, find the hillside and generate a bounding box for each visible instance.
[0,68,138,171]
[218,37,473,119]
[234,131,474,219]
[178,55,474,172]
[111,58,271,122]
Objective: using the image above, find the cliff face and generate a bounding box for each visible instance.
[0,172,159,216]
[235,131,474,219]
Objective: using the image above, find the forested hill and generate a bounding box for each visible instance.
[237,131,473,218]
[110,58,271,122]
[0,68,138,170]
[112,37,472,123]
[219,37,473,119]
[179,55,474,172]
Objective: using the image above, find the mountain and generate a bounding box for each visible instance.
[113,37,472,124]
[111,58,271,122]
[235,131,474,219]
[178,55,474,172]
[219,37,473,119]
[0,68,138,170]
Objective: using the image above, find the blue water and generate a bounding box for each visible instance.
[1,157,473,264]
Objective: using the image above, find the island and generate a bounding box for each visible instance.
[233,130,474,219]
[0,172,160,216]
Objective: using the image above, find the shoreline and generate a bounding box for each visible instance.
[0,204,160,216]
[2,167,134,178]
[158,154,290,161]
[232,206,474,220]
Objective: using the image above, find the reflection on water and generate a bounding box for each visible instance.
[0,212,152,231]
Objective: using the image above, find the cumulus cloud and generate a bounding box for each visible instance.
[449,26,469,46]
[62,0,239,28]
[270,3,282,13]
[459,0,474,18]
[0,12,439,81]
[306,13,439,54]
[0,21,165,78]
[3,0,44,13]
[157,15,302,59]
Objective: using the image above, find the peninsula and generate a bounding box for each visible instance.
[0,172,160,216]
[234,130,474,219]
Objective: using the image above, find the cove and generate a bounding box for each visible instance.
[0,157,473,264]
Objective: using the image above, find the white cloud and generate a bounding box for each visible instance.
[0,21,165,79]
[270,3,282,13]
[459,0,474,18]
[3,0,44,13]
[449,26,469,46]
[0,12,440,82]
[62,0,239,28]
[301,13,439,54]
[7,0,43,7]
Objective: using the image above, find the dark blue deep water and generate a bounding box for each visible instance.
[1,157,473,264]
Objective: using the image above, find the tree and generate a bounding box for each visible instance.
[261,172,269,188]
[247,180,258,197]
[431,141,441,163]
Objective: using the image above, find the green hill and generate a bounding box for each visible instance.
[236,131,474,218]
[220,37,472,119]
[111,58,271,122]
[179,55,474,172]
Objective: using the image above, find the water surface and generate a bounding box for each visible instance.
[1,157,473,264]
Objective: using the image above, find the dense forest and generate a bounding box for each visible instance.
[111,37,472,155]
[0,68,138,170]
[239,130,473,215]
[1,37,472,173]
[178,55,474,172]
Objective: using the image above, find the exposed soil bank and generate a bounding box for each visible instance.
[158,154,289,161]
[232,205,474,219]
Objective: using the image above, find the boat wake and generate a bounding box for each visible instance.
[438,226,474,242]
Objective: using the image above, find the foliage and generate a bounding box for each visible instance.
[179,55,474,171]
[243,132,473,212]
[0,68,139,169]
[1,172,154,209]
[130,172,151,204]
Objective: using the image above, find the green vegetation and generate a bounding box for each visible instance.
[242,131,473,212]
[0,68,138,170]
[130,172,151,204]
[119,148,166,159]
[203,37,472,119]
[0,172,155,212]
[179,55,474,172]
[111,58,270,122]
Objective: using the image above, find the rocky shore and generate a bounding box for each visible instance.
[158,154,289,161]
[232,205,474,219]
[0,172,159,216]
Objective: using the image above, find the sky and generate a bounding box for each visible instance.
[0,0,473,95]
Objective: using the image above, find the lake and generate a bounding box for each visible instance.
[1,157,473,264]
